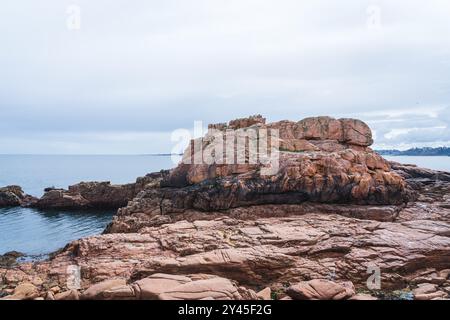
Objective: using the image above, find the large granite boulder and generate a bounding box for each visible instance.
[107,115,415,233]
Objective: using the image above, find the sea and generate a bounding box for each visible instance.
[0,155,176,257]
[0,155,448,257]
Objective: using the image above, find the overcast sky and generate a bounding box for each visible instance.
[1,0,449,154]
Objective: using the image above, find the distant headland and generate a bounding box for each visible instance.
[377,146,450,156]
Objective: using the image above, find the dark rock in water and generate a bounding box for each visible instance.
[390,161,450,183]
[0,251,25,267]
[30,171,169,210]
[0,186,37,208]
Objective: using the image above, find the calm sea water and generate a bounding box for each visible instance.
[0,155,448,257]
[0,155,175,256]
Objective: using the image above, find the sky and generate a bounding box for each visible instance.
[0,0,449,154]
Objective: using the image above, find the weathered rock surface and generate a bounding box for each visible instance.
[80,273,257,300]
[2,188,449,300]
[1,116,449,300]
[0,283,39,300]
[287,279,355,300]
[31,172,167,209]
[0,186,37,208]
[107,116,415,233]
[81,278,127,300]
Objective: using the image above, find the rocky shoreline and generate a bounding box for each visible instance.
[1,115,449,300]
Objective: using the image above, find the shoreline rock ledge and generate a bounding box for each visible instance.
[1,115,449,301]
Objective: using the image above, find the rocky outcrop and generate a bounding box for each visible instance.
[0,173,167,210]
[0,186,37,208]
[0,251,24,268]
[107,116,414,233]
[390,161,450,182]
[30,172,168,210]
[4,116,414,214]
[33,182,135,209]
[0,283,40,300]
[1,116,449,301]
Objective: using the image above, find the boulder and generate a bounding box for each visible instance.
[54,289,80,300]
[134,274,191,300]
[0,186,37,207]
[158,277,247,300]
[74,273,257,300]
[0,283,39,300]
[102,285,137,300]
[256,287,272,300]
[81,278,127,300]
[108,116,414,233]
[287,280,355,300]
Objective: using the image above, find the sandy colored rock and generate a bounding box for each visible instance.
[134,274,191,300]
[158,277,245,300]
[257,287,272,300]
[287,280,355,300]
[55,289,79,300]
[0,283,39,300]
[81,278,127,300]
[102,285,137,300]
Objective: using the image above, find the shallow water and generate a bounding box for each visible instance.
[0,207,115,256]
[0,155,175,256]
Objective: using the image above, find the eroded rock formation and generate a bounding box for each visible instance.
[0,186,37,208]
[30,172,168,209]
[1,115,449,300]
[107,115,415,233]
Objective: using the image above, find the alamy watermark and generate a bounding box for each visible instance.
[366,265,381,290]
[66,265,81,290]
[66,5,81,31]
[366,5,382,30]
[170,121,280,176]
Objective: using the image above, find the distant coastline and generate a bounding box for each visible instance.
[376,147,450,156]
